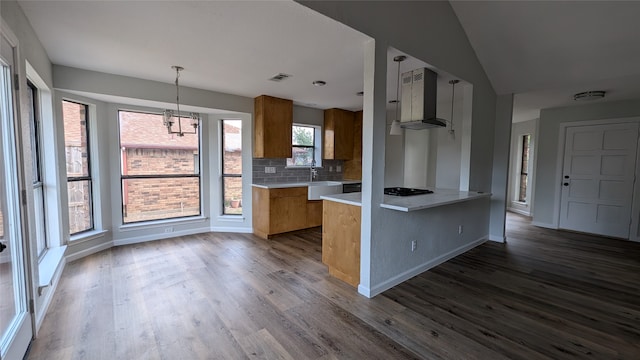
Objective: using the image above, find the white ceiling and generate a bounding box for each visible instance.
[450,1,640,122]
[18,1,640,122]
[17,0,370,112]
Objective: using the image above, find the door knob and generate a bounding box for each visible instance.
[564,175,569,179]
[563,182,569,186]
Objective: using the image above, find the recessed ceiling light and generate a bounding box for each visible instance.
[312,80,326,86]
[269,73,292,82]
[574,90,605,101]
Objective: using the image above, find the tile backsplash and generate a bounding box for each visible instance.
[253,158,344,183]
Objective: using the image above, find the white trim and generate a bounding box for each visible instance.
[65,240,113,263]
[119,216,208,232]
[531,221,557,229]
[113,226,209,246]
[37,246,66,288]
[35,255,66,333]
[364,235,487,298]
[210,226,252,233]
[69,229,108,244]
[507,207,531,216]
[488,235,506,242]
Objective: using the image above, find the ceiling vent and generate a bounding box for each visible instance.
[268,73,292,82]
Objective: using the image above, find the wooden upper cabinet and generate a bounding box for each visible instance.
[254,95,293,158]
[324,108,355,160]
[343,110,363,180]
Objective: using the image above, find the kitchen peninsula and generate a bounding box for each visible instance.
[321,189,491,288]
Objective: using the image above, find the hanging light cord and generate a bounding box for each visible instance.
[449,79,459,134]
[174,66,182,133]
[396,58,401,122]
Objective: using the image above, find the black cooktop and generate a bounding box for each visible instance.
[384,187,434,196]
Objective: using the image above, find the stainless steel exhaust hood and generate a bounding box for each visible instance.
[400,68,446,130]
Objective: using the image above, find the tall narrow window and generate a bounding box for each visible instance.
[28,82,47,255]
[62,100,93,235]
[518,134,531,202]
[119,110,201,223]
[287,124,316,166]
[221,119,242,215]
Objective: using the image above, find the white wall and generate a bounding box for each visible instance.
[534,99,640,228]
[508,118,537,216]
[489,94,514,242]
[300,1,498,297]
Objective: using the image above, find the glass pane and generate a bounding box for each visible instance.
[62,101,89,177]
[123,177,200,223]
[223,177,242,215]
[287,146,314,166]
[292,125,314,146]
[222,120,242,175]
[119,111,199,176]
[67,180,93,234]
[27,84,41,183]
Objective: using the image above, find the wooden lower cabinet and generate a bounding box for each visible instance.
[252,187,324,239]
[321,200,361,287]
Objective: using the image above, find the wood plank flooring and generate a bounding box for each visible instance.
[27,213,640,359]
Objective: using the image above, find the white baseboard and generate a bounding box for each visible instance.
[367,235,488,298]
[488,234,506,242]
[507,207,531,216]
[113,227,209,246]
[35,256,66,333]
[66,240,113,263]
[210,226,253,233]
[531,221,557,229]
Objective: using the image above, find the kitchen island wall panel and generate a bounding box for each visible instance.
[366,197,490,297]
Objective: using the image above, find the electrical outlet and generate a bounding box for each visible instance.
[411,240,417,252]
[329,166,334,172]
[265,166,276,174]
[336,165,342,173]
[164,227,174,233]
[458,225,463,235]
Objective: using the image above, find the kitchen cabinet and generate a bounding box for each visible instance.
[252,186,323,239]
[324,108,355,160]
[254,95,293,158]
[343,110,363,180]
[322,200,361,287]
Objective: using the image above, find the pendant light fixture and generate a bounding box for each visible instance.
[448,79,459,135]
[389,55,406,136]
[163,65,199,137]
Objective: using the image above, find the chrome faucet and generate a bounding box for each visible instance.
[310,159,317,182]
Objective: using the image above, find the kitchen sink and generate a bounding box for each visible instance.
[307,181,343,200]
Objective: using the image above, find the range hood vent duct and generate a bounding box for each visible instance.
[400,67,446,130]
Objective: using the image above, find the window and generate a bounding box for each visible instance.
[62,100,94,235]
[28,82,47,256]
[119,110,200,223]
[287,124,319,167]
[518,134,531,202]
[221,119,242,215]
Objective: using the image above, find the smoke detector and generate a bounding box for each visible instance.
[268,73,292,82]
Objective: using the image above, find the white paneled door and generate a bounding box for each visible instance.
[559,123,639,238]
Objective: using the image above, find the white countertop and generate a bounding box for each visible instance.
[380,189,490,212]
[320,192,362,206]
[321,189,491,211]
[252,180,361,189]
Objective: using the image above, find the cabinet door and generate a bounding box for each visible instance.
[324,108,354,160]
[270,195,308,234]
[343,110,362,179]
[254,95,293,158]
[306,200,323,228]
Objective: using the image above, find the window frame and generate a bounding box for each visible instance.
[287,124,322,168]
[117,109,202,225]
[221,119,242,216]
[517,134,531,203]
[27,81,48,257]
[62,99,94,235]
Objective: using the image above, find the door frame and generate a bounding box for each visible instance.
[554,116,640,241]
[0,18,35,360]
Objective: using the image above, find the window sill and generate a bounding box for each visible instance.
[69,229,108,244]
[119,216,208,232]
[38,245,67,290]
[217,215,245,222]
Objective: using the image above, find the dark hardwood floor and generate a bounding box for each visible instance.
[27,213,640,359]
